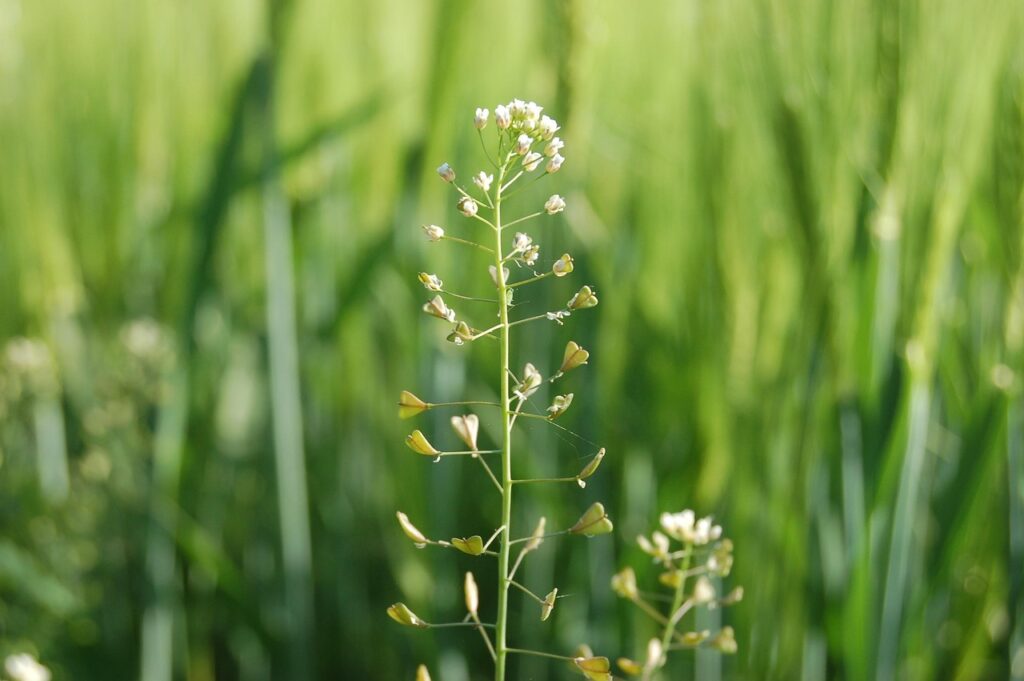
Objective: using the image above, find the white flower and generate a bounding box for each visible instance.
[437,162,455,183]
[523,151,543,172]
[4,654,51,681]
[418,272,443,291]
[546,310,570,323]
[544,137,564,157]
[473,171,493,192]
[515,363,542,400]
[515,133,532,155]
[693,576,716,605]
[494,104,511,129]
[509,99,526,116]
[546,153,564,173]
[512,232,533,252]
[660,510,695,541]
[423,224,445,242]
[474,107,489,129]
[457,197,479,217]
[539,115,559,140]
[525,101,543,122]
[545,194,566,214]
[522,244,540,266]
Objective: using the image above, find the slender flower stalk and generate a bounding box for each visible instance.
[389,99,610,680]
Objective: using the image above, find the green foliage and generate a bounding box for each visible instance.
[0,0,1021,679]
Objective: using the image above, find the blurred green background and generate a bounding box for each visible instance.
[1,0,1023,679]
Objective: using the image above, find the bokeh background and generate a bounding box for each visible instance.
[1,0,1023,679]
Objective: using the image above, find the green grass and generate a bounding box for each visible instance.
[0,0,1022,679]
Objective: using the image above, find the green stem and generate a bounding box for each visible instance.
[505,648,575,662]
[494,163,513,681]
[443,234,494,253]
[508,271,554,289]
[661,551,692,652]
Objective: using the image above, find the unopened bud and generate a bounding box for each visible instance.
[464,572,479,615]
[437,163,455,183]
[545,194,566,214]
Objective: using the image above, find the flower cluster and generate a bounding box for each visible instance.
[611,509,741,678]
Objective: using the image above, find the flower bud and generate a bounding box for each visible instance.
[523,151,543,172]
[720,586,744,605]
[546,153,564,174]
[437,162,455,183]
[573,656,612,681]
[515,133,532,155]
[552,253,574,277]
[418,272,443,291]
[464,571,479,615]
[387,602,427,628]
[512,232,533,252]
[423,295,456,322]
[708,538,734,576]
[457,196,479,217]
[396,511,428,547]
[709,626,738,654]
[405,430,440,456]
[398,390,429,419]
[544,136,564,157]
[494,104,511,129]
[611,566,638,600]
[568,285,598,310]
[545,194,566,214]
[540,587,558,621]
[659,570,683,589]
[422,224,445,241]
[514,363,542,400]
[617,658,642,676]
[692,576,716,605]
[680,630,710,646]
[451,535,484,555]
[539,115,559,140]
[473,171,493,192]
[644,639,665,672]
[559,340,589,374]
[450,414,479,451]
[570,502,614,537]
[474,107,489,129]
[522,244,540,266]
[416,665,431,681]
[547,393,574,419]
[525,101,543,122]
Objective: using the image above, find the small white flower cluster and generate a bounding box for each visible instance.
[612,509,741,673]
[479,99,565,175]
[4,654,51,681]
[509,232,540,266]
[659,509,722,546]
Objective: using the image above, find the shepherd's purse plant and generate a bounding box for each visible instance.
[388,98,615,681]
